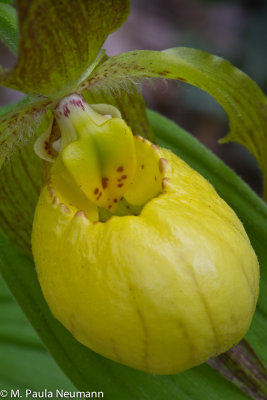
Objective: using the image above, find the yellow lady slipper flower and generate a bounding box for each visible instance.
[32,94,259,375]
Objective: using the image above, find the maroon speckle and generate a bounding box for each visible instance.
[76,210,87,219]
[137,135,146,142]
[159,158,168,174]
[70,98,85,111]
[114,199,118,203]
[121,175,127,180]
[162,177,170,189]
[141,164,144,169]
[117,166,124,172]
[63,103,70,117]
[108,205,112,209]
[52,196,59,205]
[60,203,70,213]
[94,188,99,195]
[118,183,123,188]
[48,186,54,197]
[99,192,102,197]
[102,177,109,189]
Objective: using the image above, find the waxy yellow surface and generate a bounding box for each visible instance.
[32,140,259,375]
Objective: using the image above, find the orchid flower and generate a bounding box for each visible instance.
[0,1,267,399]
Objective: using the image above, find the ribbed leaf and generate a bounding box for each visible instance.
[0,0,130,97]
[0,276,76,393]
[1,110,267,398]
[83,47,267,198]
[0,2,18,54]
[0,139,41,254]
[0,97,52,166]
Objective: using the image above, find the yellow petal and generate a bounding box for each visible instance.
[32,140,259,375]
[54,94,136,211]
[124,136,166,205]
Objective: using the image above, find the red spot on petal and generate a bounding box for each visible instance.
[162,177,170,189]
[141,164,144,169]
[117,166,124,172]
[48,186,54,197]
[94,188,99,195]
[121,175,127,180]
[70,97,85,111]
[114,199,118,203]
[52,196,59,205]
[60,203,70,213]
[159,158,168,173]
[118,183,123,188]
[63,103,70,117]
[102,177,109,189]
[75,210,87,219]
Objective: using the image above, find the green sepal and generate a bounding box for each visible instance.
[0,97,53,167]
[0,2,18,54]
[0,139,42,255]
[84,47,267,199]
[0,276,76,391]
[0,0,130,97]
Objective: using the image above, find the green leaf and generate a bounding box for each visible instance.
[0,0,13,4]
[0,94,34,117]
[0,2,18,54]
[0,96,53,166]
[84,47,267,199]
[0,139,42,255]
[0,0,130,97]
[0,276,76,394]
[1,110,267,398]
